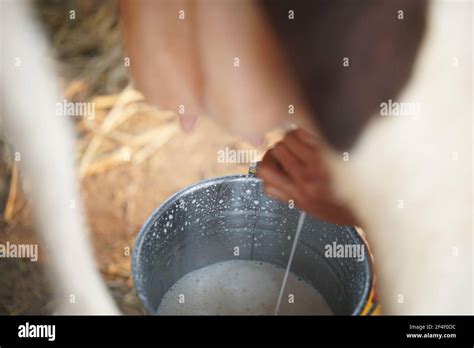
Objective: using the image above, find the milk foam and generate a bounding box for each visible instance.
[156,260,332,315]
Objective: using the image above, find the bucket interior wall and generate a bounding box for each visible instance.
[132,175,372,315]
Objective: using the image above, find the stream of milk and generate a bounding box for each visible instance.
[274,211,307,315]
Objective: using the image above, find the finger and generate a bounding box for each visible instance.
[264,181,306,208]
[284,130,330,180]
[283,130,320,164]
[258,150,291,186]
[260,147,282,172]
[298,198,358,226]
[271,140,329,196]
[260,145,330,202]
[270,141,306,181]
[258,152,299,198]
[264,184,290,202]
[293,128,321,147]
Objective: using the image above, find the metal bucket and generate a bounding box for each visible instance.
[132,174,376,315]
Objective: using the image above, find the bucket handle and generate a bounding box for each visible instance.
[248,161,260,176]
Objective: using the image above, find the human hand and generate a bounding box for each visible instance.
[257,129,359,226]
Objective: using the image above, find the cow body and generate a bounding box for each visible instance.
[325,0,472,314]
